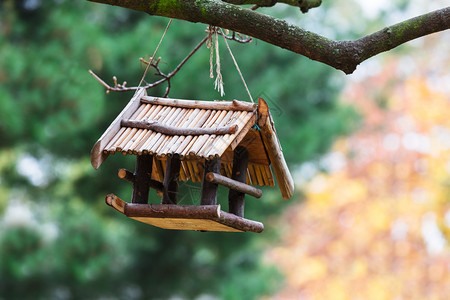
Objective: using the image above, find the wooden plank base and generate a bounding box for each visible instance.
[131,217,244,232]
[105,194,264,233]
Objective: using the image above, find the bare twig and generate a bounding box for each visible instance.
[168,35,208,76]
[164,79,171,97]
[89,36,208,94]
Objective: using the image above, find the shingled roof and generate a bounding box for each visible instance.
[91,88,294,199]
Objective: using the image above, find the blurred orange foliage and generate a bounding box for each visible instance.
[268,35,450,300]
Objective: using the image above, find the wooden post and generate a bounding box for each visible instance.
[132,154,153,204]
[201,157,221,205]
[229,146,249,217]
[161,154,181,204]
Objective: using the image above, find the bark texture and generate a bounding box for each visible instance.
[121,119,238,135]
[86,0,449,74]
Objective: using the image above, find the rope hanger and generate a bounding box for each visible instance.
[139,20,254,103]
[207,26,254,103]
[220,28,254,103]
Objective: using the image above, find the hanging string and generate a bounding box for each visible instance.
[206,26,215,78]
[138,19,173,88]
[206,26,225,97]
[219,28,254,103]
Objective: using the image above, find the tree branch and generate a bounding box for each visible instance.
[87,0,449,74]
[224,0,322,12]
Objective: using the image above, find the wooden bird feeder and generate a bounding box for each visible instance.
[91,88,294,233]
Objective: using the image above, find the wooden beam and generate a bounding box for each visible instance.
[200,157,221,205]
[132,154,153,204]
[126,203,221,219]
[121,119,238,136]
[91,88,146,170]
[161,154,181,204]
[118,168,135,182]
[141,96,257,112]
[228,146,249,217]
[149,179,164,194]
[106,194,264,233]
[257,98,294,200]
[105,193,126,214]
[118,168,164,193]
[206,172,262,199]
[217,210,264,233]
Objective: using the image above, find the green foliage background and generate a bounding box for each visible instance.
[0,0,358,299]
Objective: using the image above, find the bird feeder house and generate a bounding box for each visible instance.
[91,89,293,233]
